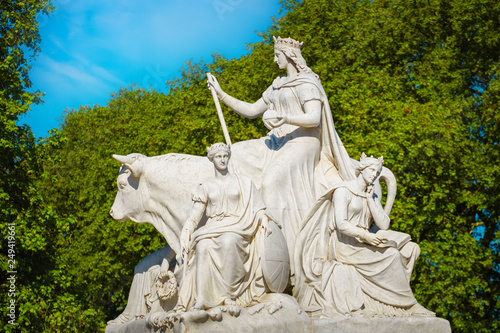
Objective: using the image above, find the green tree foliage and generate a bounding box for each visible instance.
[0,1,103,332]
[0,0,53,225]
[15,0,499,331]
[267,1,500,331]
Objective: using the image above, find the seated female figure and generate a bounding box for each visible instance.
[176,143,271,316]
[295,154,434,318]
[208,37,355,279]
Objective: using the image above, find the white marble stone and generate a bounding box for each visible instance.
[174,142,289,315]
[106,36,448,331]
[106,304,451,333]
[312,317,451,333]
[106,294,311,333]
[295,154,434,318]
[106,246,177,326]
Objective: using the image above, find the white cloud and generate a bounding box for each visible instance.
[35,54,125,92]
[90,64,126,86]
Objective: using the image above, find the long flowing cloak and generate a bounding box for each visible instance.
[230,73,356,278]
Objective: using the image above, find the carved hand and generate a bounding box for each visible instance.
[263,113,288,129]
[260,214,272,237]
[272,115,288,127]
[363,231,384,247]
[180,227,192,255]
[366,184,375,194]
[207,73,224,98]
[366,186,376,205]
[365,184,391,230]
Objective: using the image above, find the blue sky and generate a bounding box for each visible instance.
[21,0,282,138]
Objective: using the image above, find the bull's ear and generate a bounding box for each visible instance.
[112,154,144,178]
[126,162,144,178]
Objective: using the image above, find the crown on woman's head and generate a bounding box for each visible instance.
[273,36,303,50]
[360,152,384,164]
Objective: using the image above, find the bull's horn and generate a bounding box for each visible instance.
[113,154,135,165]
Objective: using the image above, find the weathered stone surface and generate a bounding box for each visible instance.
[107,310,452,333]
[312,317,451,333]
[106,294,311,333]
[105,319,152,333]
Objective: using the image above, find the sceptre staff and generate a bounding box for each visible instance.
[206,72,232,146]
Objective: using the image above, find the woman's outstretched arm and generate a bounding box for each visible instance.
[208,75,267,119]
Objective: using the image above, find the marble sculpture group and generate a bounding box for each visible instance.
[106,37,438,332]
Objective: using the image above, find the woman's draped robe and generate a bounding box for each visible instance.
[230,73,355,279]
[177,174,266,310]
[294,182,420,317]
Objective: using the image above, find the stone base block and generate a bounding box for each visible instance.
[105,294,311,333]
[106,295,450,333]
[312,316,451,333]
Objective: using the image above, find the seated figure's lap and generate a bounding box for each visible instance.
[197,233,244,251]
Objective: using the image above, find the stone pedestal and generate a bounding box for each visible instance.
[105,294,312,333]
[312,316,451,333]
[106,302,451,333]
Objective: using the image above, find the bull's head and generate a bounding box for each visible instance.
[110,153,147,222]
[108,152,187,254]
